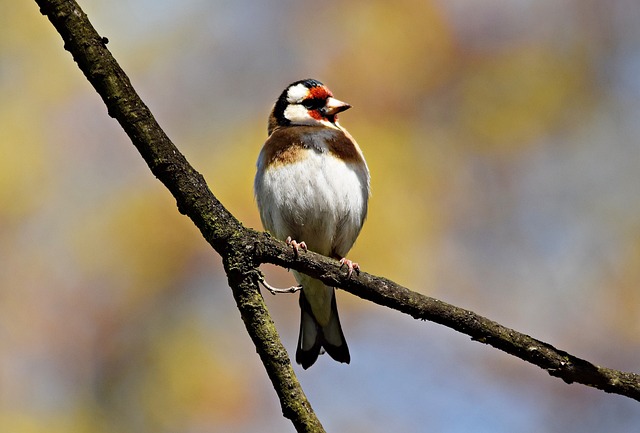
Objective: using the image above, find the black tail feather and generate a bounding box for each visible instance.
[296,290,350,369]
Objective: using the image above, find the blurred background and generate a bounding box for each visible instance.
[3,0,640,431]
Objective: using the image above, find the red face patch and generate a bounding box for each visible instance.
[308,86,332,100]
[308,109,323,120]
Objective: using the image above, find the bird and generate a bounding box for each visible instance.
[254,79,370,369]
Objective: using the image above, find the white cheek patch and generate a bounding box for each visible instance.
[283,104,341,129]
[286,83,309,103]
[283,104,313,123]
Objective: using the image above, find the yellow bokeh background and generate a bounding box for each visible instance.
[3,0,640,432]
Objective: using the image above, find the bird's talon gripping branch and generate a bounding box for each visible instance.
[286,236,307,258]
[339,258,360,278]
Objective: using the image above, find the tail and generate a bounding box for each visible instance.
[296,282,350,369]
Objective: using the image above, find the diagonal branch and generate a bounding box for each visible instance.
[256,235,640,401]
[35,2,640,426]
[35,1,324,431]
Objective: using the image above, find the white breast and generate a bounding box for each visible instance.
[255,149,369,257]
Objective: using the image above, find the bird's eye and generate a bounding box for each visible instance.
[301,98,324,110]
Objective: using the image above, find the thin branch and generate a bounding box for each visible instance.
[255,236,640,400]
[35,0,640,421]
[258,273,302,295]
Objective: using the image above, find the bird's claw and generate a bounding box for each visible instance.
[339,258,360,278]
[286,236,307,258]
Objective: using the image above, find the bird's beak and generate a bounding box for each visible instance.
[322,97,351,116]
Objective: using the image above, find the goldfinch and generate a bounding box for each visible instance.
[255,79,370,369]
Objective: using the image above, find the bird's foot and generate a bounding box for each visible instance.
[339,258,360,278]
[286,236,307,258]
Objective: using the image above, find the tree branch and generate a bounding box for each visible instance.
[35,1,324,431]
[35,3,640,428]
